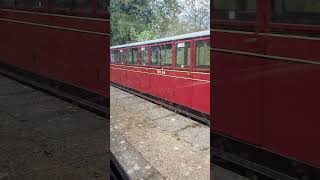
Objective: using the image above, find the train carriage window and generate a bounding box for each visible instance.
[176,42,190,68]
[73,0,91,10]
[196,40,210,69]
[14,0,27,8]
[97,0,107,11]
[132,48,138,64]
[111,50,119,64]
[140,47,148,66]
[120,50,125,64]
[53,0,72,9]
[213,0,256,21]
[31,0,48,8]
[151,46,160,66]
[160,44,172,66]
[272,0,320,25]
[0,0,14,7]
[126,48,133,64]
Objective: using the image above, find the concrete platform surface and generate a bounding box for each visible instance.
[0,75,108,179]
[110,86,210,180]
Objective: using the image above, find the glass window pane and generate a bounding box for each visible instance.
[176,42,190,68]
[126,49,133,64]
[111,51,115,64]
[161,44,172,66]
[132,48,138,64]
[111,50,118,64]
[14,0,25,8]
[53,0,72,8]
[13,0,47,8]
[120,50,125,64]
[73,0,91,10]
[140,47,148,66]
[97,0,107,11]
[213,0,256,21]
[31,0,48,8]
[161,48,166,65]
[0,0,14,7]
[151,46,160,66]
[196,41,210,69]
[272,0,320,25]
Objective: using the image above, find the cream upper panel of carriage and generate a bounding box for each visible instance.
[110,30,210,49]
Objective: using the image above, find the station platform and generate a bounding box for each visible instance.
[0,74,107,179]
[110,86,210,180]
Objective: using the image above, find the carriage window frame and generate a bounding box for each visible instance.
[271,0,320,26]
[160,44,172,67]
[213,0,257,22]
[150,46,160,66]
[132,48,138,65]
[140,47,148,66]
[126,48,133,65]
[175,41,191,68]
[72,0,92,11]
[30,0,48,9]
[119,49,125,64]
[195,40,210,69]
[0,0,14,8]
[12,0,25,8]
[124,48,138,65]
[97,0,108,12]
[111,50,119,64]
[52,0,73,10]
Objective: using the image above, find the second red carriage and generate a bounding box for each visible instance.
[110,31,210,120]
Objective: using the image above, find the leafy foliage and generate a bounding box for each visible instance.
[110,0,209,45]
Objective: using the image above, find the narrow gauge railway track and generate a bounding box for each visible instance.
[212,159,275,180]
[0,62,108,117]
[111,82,210,126]
[212,133,301,180]
[110,152,130,180]
[213,155,299,180]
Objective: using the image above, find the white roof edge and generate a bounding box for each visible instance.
[110,30,210,49]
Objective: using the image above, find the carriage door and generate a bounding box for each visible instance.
[212,0,265,145]
[158,43,174,101]
[139,46,150,93]
[262,0,320,165]
[149,45,162,97]
[173,40,193,109]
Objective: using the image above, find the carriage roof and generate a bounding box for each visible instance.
[110,30,210,49]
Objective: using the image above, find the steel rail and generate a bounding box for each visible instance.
[212,158,277,180]
[110,152,130,180]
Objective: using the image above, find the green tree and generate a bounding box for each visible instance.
[110,0,209,45]
[179,0,210,32]
[110,0,180,45]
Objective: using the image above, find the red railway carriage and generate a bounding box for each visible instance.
[0,0,109,102]
[110,31,210,119]
[212,0,320,179]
